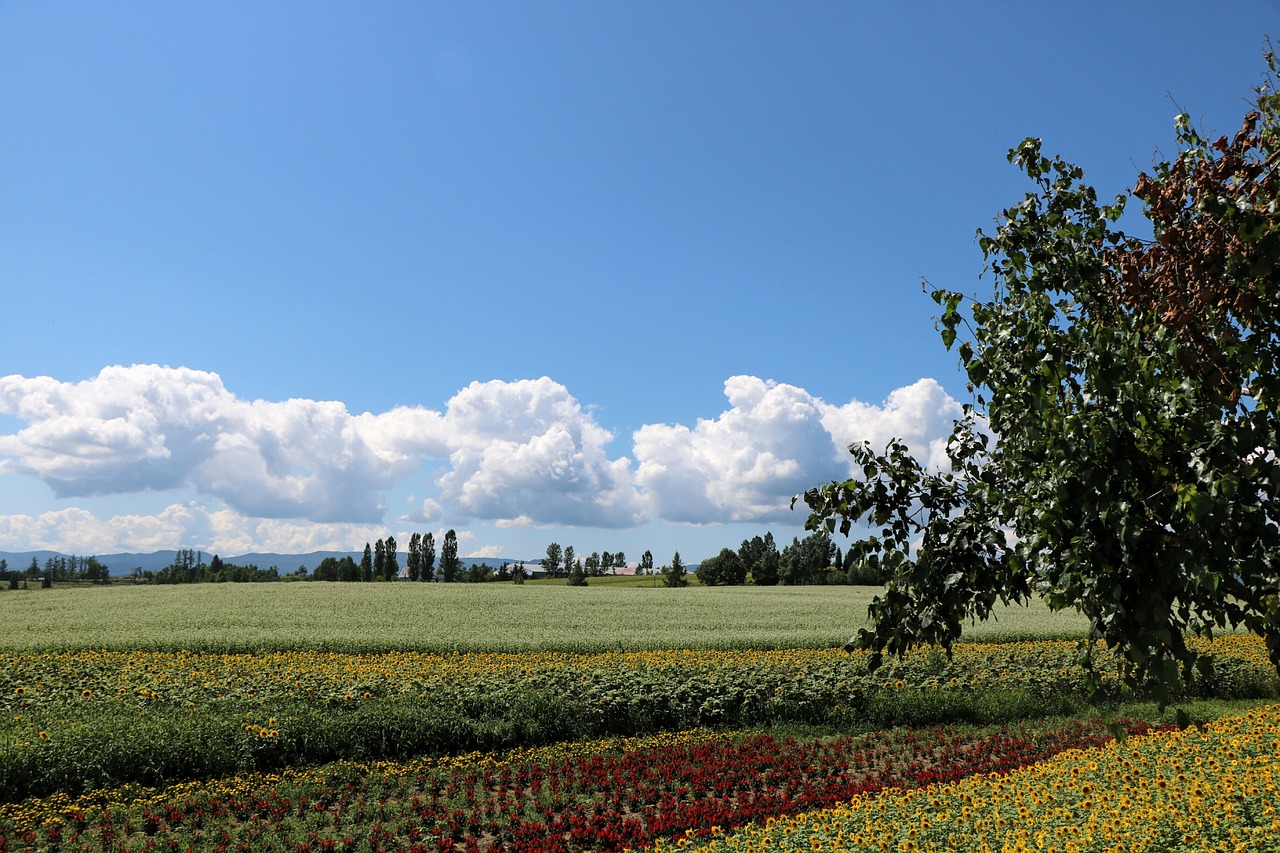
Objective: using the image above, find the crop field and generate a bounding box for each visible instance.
[0,582,1094,653]
[0,583,1277,852]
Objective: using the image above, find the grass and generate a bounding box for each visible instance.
[0,582,1093,653]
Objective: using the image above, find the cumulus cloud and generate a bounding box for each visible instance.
[0,366,443,523]
[820,377,966,472]
[435,378,645,528]
[0,502,392,555]
[0,365,966,543]
[633,376,965,524]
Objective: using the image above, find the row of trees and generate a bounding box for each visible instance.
[154,550,280,584]
[0,555,111,589]
[3,531,877,591]
[142,530,549,586]
[693,531,889,587]
[538,544,636,578]
[539,543,645,587]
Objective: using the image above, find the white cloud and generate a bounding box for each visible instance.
[820,377,966,472]
[0,366,441,523]
[0,502,391,555]
[633,376,965,525]
[0,366,966,545]
[434,378,645,528]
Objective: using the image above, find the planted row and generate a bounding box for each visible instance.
[6,636,1273,716]
[0,716,1167,852]
[665,703,1280,853]
[3,637,1274,801]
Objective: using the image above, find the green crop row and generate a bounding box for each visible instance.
[0,583,1092,654]
[3,636,1275,802]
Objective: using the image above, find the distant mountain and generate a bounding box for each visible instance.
[0,550,528,577]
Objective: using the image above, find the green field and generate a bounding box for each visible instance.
[0,581,1093,653]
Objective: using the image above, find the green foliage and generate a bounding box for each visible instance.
[800,55,1280,706]
[696,548,745,586]
[541,542,563,578]
[4,637,1272,800]
[663,552,688,588]
[439,529,461,583]
[420,532,436,582]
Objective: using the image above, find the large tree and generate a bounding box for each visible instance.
[384,535,399,582]
[407,532,422,582]
[360,543,373,582]
[421,532,436,582]
[663,552,688,588]
[800,55,1280,707]
[541,543,563,578]
[440,529,461,583]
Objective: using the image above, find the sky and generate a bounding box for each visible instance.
[0,2,1273,563]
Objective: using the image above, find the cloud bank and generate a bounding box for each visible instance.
[0,365,965,551]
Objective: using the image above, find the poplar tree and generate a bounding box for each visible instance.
[801,54,1280,707]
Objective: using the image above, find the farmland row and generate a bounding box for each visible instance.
[0,584,1092,654]
[2,636,1275,802]
[0,715,1171,853]
[665,702,1280,853]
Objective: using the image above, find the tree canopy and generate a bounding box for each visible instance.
[800,52,1280,707]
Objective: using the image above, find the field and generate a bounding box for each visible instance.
[1,583,1278,852]
[0,582,1094,653]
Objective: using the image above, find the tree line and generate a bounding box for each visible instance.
[693,530,889,587]
[533,532,891,589]
[0,555,112,589]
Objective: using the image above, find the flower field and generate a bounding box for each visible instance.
[0,584,1277,851]
[2,635,1276,801]
[0,716,1172,852]
[664,703,1280,853]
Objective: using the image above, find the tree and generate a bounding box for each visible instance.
[407,532,422,582]
[373,539,386,581]
[562,545,576,579]
[778,532,834,585]
[696,548,745,586]
[81,557,108,584]
[384,535,399,581]
[639,550,654,575]
[753,548,781,586]
[360,543,373,582]
[584,552,601,576]
[663,551,688,588]
[567,558,588,586]
[800,56,1280,707]
[541,543,563,578]
[695,551,723,586]
[613,551,625,573]
[440,529,461,583]
[421,532,436,582]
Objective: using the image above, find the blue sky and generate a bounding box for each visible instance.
[0,2,1272,563]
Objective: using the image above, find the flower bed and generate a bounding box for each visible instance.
[0,717,1167,852]
[662,704,1280,853]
